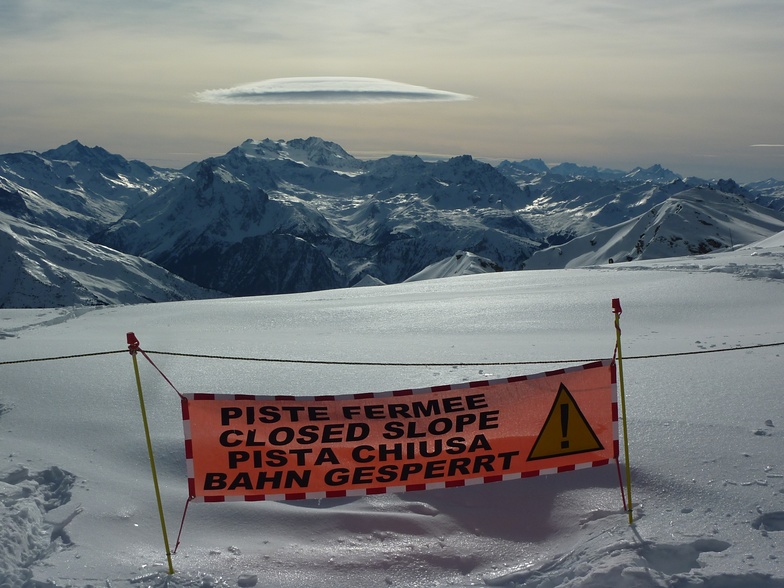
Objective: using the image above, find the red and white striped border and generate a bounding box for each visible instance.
[182,359,618,502]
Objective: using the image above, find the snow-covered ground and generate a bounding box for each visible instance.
[1,233,783,587]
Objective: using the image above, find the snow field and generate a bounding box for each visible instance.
[1,238,783,586]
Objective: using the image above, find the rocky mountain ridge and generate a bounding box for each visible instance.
[1,138,783,307]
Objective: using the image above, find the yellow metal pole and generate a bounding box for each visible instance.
[612,299,634,525]
[127,332,175,574]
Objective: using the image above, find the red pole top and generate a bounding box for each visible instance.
[612,298,622,315]
[126,331,140,351]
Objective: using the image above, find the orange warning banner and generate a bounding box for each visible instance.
[182,360,617,501]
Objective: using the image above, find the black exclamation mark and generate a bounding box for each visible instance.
[560,403,569,449]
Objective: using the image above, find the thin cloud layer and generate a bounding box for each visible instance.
[195,77,474,105]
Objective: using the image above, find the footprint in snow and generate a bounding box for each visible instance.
[752,512,784,532]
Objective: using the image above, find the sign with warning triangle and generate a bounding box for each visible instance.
[527,382,604,460]
[185,359,616,501]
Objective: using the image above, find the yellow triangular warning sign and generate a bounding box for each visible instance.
[527,383,604,460]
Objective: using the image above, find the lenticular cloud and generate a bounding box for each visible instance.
[195,76,473,105]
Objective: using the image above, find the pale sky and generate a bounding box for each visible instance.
[2,0,783,181]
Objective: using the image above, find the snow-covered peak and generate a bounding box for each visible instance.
[0,211,219,307]
[549,162,626,180]
[237,137,363,172]
[41,140,157,179]
[524,185,784,269]
[418,155,529,210]
[97,159,275,255]
[4,136,784,307]
[498,158,550,174]
[405,250,503,282]
[713,178,752,197]
[623,163,681,183]
[742,177,784,212]
[42,140,115,163]
[363,154,427,177]
[350,274,386,287]
[0,145,171,237]
[745,177,784,191]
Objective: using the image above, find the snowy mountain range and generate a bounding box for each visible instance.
[2,137,783,307]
